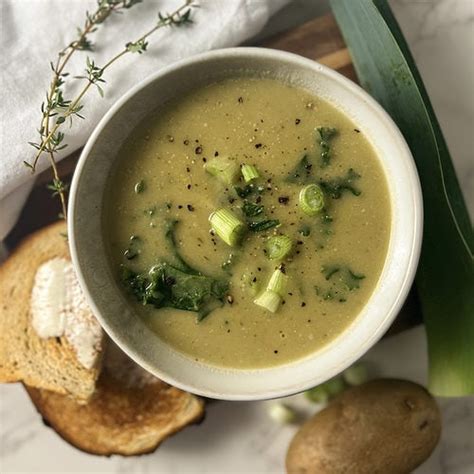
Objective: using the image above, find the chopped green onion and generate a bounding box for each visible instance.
[266,235,293,260]
[267,403,296,424]
[241,164,260,182]
[342,362,369,386]
[254,289,281,313]
[299,184,325,216]
[204,157,240,185]
[267,269,288,297]
[209,208,245,247]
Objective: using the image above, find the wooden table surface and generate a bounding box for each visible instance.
[5,13,422,334]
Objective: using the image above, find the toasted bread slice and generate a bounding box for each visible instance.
[25,343,205,456]
[0,222,104,401]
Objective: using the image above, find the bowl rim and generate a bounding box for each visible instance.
[69,47,423,400]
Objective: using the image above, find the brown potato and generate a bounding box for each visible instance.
[286,379,441,474]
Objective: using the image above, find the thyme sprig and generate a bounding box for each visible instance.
[26,0,197,219]
[27,0,144,218]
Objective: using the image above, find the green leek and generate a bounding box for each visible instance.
[241,164,260,183]
[299,184,325,216]
[267,268,288,297]
[254,289,281,313]
[331,0,474,396]
[265,235,293,260]
[209,208,245,247]
[204,156,240,185]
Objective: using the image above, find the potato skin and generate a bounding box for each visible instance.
[286,379,441,474]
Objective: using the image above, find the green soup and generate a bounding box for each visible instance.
[103,77,391,369]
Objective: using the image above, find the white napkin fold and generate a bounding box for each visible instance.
[0,0,289,240]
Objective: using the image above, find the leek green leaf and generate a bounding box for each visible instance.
[331,0,474,396]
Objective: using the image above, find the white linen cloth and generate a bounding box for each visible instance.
[0,0,289,240]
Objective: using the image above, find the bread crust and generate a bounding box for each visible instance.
[25,369,205,456]
[0,222,103,401]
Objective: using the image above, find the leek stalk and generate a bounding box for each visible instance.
[241,164,260,183]
[204,156,240,185]
[331,0,474,396]
[299,184,325,216]
[265,235,293,260]
[254,289,281,313]
[267,268,288,297]
[209,208,245,247]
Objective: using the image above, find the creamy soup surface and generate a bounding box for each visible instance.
[103,77,391,369]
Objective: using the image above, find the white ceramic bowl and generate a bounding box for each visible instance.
[69,48,422,401]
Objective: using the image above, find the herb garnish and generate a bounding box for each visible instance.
[345,269,366,290]
[285,154,313,184]
[234,183,264,198]
[242,202,264,217]
[164,219,199,274]
[317,264,366,301]
[319,168,361,199]
[322,265,341,280]
[121,262,228,321]
[248,219,280,232]
[317,127,338,167]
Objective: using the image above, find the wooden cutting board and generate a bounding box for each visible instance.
[5,13,422,333]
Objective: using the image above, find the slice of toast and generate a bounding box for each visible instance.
[0,222,104,401]
[25,342,205,456]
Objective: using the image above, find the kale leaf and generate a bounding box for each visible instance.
[285,154,314,184]
[241,201,264,217]
[319,168,361,199]
[317,127,338,168]
[247,219,280,232]
[121,262,229,321]
[164,219,199,274]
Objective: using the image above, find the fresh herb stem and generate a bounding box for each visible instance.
[31,0,145,219]
[27,0,197,220]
